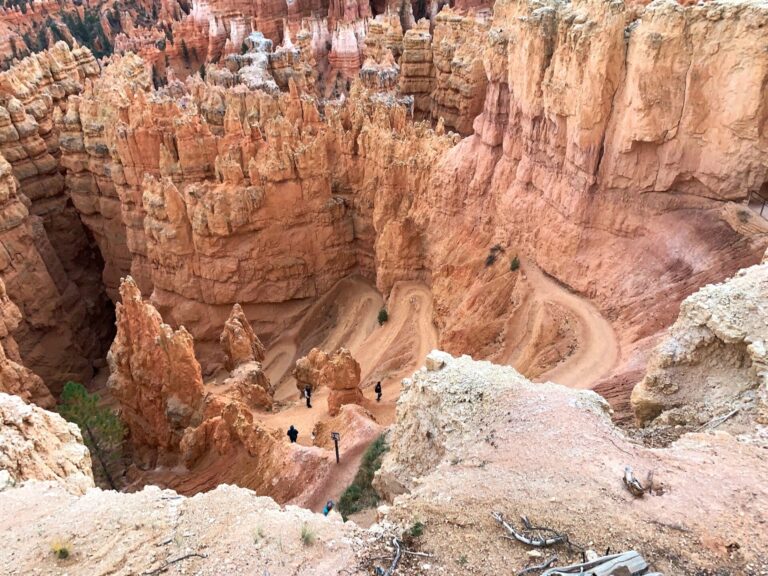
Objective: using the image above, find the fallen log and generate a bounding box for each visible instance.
[539,550,658,576]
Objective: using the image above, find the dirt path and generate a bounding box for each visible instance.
[520,263,620,388]
[207,268,614,511]
[256,277,438,511]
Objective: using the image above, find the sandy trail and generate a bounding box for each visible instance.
[517,263,620,388]
[255,276,438,511]
[205,267,614,510]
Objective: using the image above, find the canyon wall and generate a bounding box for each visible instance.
[2,0,766,415]
[0,277,54,407]
[397,0,768,400]
[0,44,115,393]
[61,51,453,370]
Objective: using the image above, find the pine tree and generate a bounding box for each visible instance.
[58,381,125,490]
[180,39,190,66]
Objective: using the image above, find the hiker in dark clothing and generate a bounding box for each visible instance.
[287,425,299,443]
[375,381,382,402]
[304,385,312,408]
[323,500,335,516]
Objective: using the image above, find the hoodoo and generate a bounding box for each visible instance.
[0,0,767,573]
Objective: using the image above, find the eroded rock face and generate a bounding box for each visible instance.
[221,361,274,410]
[311,403,382,450]
[220,303,266,370]
[293,347,364,416]
[374,352,768,574]
[321,348,364,416]
[108,276,206,467]
[24,0,768,419]
[631,251,768,429]
[293,347,328,393]
[109,277,331,503]
[0,42,113,392]
[0,392,94,494]
[0,278,54,408]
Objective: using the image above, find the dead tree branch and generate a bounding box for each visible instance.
[492,512,586,554]
[142,552,208,575]
[402,550,433,558]
[698,408,740,431]
[517,555,558,576]
[383,538,403,575]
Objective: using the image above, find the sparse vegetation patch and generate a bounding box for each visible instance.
[485,244,505,267]
[337,434,389,519]
[51,540,70,560]
[300,523,316,546]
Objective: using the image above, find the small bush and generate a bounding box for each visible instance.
[337,435,389,519]
[458,555,468,566]
[253,526,265,543]
[51,540,70,560]
[300,523,315,546]
[377,308,389,326]
[737,210,751,223]
[485,244,505,267]
[406,521,425,539]
[510,256,520,271]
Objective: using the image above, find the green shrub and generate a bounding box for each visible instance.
[377,308,389,326]
[510,256,520,271]
[300,523,315,546]
[337,435,389,519]
[485,244,505,267]
[58,381,125,490]
[406,521,425,539]
[51,540,70,560]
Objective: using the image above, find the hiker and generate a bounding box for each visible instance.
[304,385,312,408]
[375,381,382,402]
[287,425,299,443]
[322,500,335,516]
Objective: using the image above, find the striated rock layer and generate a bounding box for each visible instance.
[0,42,114,392]
[108,276,206,466]
[11,0,766,419]
[61,53,453,370]
[0,277,54,408]
[293,347,364,415]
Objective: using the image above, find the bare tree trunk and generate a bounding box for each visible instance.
[84,424,117,490]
